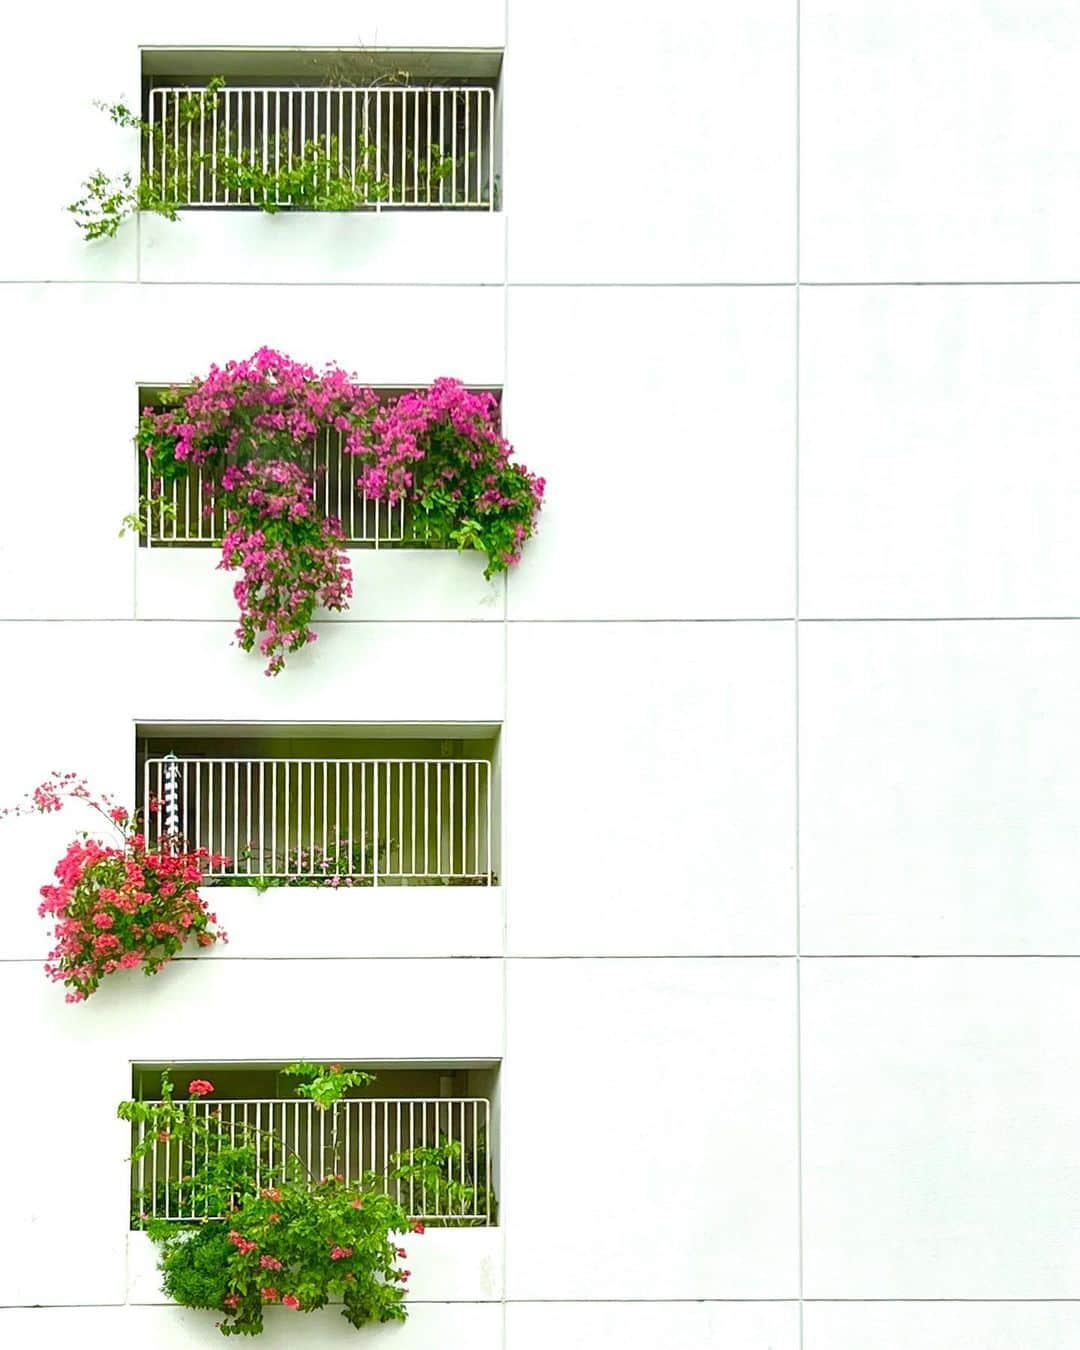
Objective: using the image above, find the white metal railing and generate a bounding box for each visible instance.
[140,428,407,547]
[143,756,493,884]
[131,1097,492,1224]
[147,85,495,209]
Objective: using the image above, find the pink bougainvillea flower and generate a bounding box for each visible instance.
[136,354,542,675]
[282,1294,300,1310]
[188,1079,214,1097]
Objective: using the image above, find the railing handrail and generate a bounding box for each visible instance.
[144,755,492,766]
[138,1095,490,1107]
[149,83,494,94]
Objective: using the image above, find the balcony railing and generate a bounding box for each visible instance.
[147,84,496,209]
[143,756,494,884]
[140,428,408,547]
[131,1096,492,1225]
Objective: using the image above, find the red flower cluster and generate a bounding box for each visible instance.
[228,1230,258,1257]
[38,836,228,1002]
[6,775,229,1002]
[188,1079,215,1097]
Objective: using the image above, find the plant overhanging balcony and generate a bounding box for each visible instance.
[142,754,495,886]
[131,1094,493,1227]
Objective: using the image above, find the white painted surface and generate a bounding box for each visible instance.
[505,287,795,620]
[802,959,1080,1298]
[505,1301,800,1350]
[140,211,506,286]
[0,1304,504,1348]
[1,0,1075,1341]
[800,622,1080,955]
[800,286,1080,618]
[801,2,1080,280]
[136,548,504,623]
[504,623,795,955]
[506,0,796,282]
[502,959,799,1298]
[805,1302,1080,1350]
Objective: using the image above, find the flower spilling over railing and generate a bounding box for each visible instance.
[118,1064,492,1336]
[1,774,227,1002]
[70,80,496,239]
[135,350,544,675]
[143,755,493,886]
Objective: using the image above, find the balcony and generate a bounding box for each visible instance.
[125,1063,502,1306]
[132,1098,493,1226]
[134,50,505,285]
[133,388,508,622]
[145,84,496,212]
[139,728,498,885]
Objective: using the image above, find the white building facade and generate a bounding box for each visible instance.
[2,2,1080,1347]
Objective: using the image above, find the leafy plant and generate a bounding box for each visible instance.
[120,1070,418,1336]
[391,1134,494,1227]
[283,1062,374,1110]
[70,79,469,239]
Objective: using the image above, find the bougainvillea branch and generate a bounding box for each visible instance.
[136,349,544,674]
[2,773,228,1002]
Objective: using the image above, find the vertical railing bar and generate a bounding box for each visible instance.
[410,762,416,882]
[248,90,256,206]
[322,761,329,872]
[350,89,358,189]
[286,89,294,200]
[207,760,215,860]
[388,90,395,205]
[464,91,470,204]
[384,1102,391,1210]
[308,760,315,876]
[385,761,392,880]
[375,91,382,212]
[436,761,443,875]
[283,760,290,875]
[425,89,432,205]
[485,762,492,883]
[245,762,252,876]
[473,762,480,876]
[412,89,419,204]
[451,91,458,205]
[361,761,368,881]
[269,761,276,878]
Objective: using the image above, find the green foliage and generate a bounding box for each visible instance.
[120,1069,412,1336]
[391,1133,494,1227]
[283,1062,375,1110]
[70,79,466,240]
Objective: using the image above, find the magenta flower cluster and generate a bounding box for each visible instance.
[137,349,544,673]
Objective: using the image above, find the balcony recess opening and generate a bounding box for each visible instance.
[135,384,502,549]
[128,1061,498,1228]
[140,48,502,212]
[137,724,500,887]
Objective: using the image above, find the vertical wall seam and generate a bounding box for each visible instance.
[795,1,804,1347]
